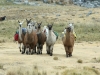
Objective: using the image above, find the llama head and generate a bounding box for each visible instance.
[27,22,33,33]
[68,23,74,31]
[18,20,24,27]
[66,27,71,32]
[47,23,53,30]
[37,22,42,29]
[31,21,36,30]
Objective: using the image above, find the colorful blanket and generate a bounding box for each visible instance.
[14,28,27,41]
[53,31,59,40]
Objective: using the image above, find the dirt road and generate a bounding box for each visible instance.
[0,42,100,75]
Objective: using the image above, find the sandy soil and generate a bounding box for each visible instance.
[0,41,100,75]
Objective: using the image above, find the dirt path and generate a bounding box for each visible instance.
[0,42,100,75]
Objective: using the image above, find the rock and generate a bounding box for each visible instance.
[86,11,92,16]
[73,0,100,8]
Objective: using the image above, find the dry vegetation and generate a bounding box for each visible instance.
[0,0,100,42]
[0,1,100,75]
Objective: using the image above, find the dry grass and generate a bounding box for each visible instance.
[91,57,100,63]
[0,2,100,42]
[6,65,100,75]
[1,2,100,74]
[0,0,100,42]
[6,65,47,75]
[0,63,4,69]
[62,67,100,75]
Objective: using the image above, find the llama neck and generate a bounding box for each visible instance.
[19,26,22,41]
[66,32,71,40]
[48,30,52,36]
[27,26,33,34]
[37,28,42,34]
[32,26,36,31]
[27,29,33,34]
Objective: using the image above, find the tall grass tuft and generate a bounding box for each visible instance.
[91,57,100,63]
[62,66,100,75]
[53,56,58,60]
[77,59,83,63]
[0,63,3,69]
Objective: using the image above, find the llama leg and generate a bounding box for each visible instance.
[46,44,50,54]
[37,44,40,54]
[65,47,69,57]
[29,48,31,55]
[34,45,37,53]
[40,45,43,54]
[26,48,29,55]
[22,44,25,54]
[69,47,73,57]
[18,43,21,52]
[50,45,53,56]
[31,49,33,55]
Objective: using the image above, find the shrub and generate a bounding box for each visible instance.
[53,56,58,60]
[77,59,83,63]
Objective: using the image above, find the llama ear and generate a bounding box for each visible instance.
[18,20,20,23]
[30,19,32,21]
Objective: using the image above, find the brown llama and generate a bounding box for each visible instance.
[24,21,38,55]
[26,19,37,53]
[36,22,46,54]
[62,27,75,57]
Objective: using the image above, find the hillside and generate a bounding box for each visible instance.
[0,1,100,42]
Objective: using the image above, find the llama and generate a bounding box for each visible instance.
[17,20,26,54]
[62,26,75,57]
[24,22,38,55]
[26,20,37,53]
[0,16,6,21]
[63,23,76,40]
[44,24,57,56]
[36,22,46,54]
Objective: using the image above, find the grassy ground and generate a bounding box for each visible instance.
[0,1,100,42]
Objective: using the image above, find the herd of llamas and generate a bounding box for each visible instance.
[0,16,75,58]
[14,18,76,58]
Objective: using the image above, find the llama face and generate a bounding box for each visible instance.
[47,24,53,30]
[31,22,36,30]
[27,22,33,33]
[68,23,74,31]
[18,20,23,27]
[19,22,23,27]
[37,22,42,29]
[67,27,71,32]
